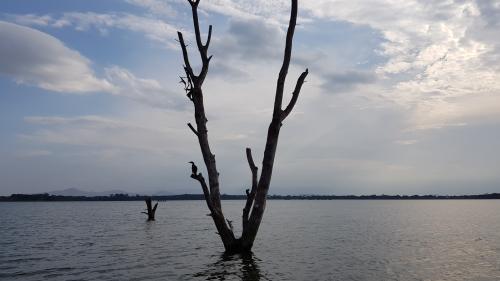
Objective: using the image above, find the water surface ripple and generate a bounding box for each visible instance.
[1,200,499,280]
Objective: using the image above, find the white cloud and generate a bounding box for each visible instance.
[63,12,180,47]
[16,149,52,158]
[0,21,183,109]
[301,0,500,129]
[10,14,52,26]
[21,114,189,155]
[213,17,283,60]
[394,139,418,146]
[200,0,303,24]
[125,0,177,17]
[10,12,182,48]
[321,70,376,93]
[171,0,500,129]
[0,21,114,93]
[104,66,185,109]
[14,0,496,127]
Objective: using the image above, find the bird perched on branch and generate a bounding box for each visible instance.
[188,161,197,175]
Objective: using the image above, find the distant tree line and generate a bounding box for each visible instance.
[1,193,499,202]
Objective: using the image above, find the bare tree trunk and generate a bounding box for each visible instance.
[142,197,158,221]
[177,0,307,253]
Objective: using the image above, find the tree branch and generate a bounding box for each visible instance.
[246,148,258,187]
[189,2,211,85]
[272,0,299,119]
[189,164,215,213]
[187,122,199,136]
[242,148,258,229]
[188,0,200,7]
[226,219,234,233]
[177,31,195,80]
[191,4,205,58]
[281,68,308,122]
[205,25,212,49]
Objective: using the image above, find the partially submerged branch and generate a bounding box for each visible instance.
[143,197,158,221]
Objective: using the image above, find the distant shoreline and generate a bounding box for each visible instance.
[1,193,499,201]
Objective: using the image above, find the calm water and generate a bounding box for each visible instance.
[1,200,499,280]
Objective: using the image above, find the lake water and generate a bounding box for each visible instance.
[1,200,499,280]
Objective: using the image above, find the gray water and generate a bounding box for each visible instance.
[1,200,499,281]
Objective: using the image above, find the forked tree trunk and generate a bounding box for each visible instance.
[177,0,308,253]
[142,197,158,221]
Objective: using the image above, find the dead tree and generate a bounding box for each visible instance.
[177,0,308,253]
[142,197,158,221]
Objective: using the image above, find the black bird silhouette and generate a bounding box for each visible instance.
[188,161,197,175]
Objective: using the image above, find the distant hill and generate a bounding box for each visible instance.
[151,190,174,196]
[48,188,130,197]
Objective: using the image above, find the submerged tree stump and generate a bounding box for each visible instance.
[142,197,158,221]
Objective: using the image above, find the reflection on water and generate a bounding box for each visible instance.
[193,252,265,281]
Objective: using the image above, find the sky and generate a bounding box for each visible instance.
[0,0,499,196]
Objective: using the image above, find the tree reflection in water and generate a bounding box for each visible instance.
[193,252,268,281]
